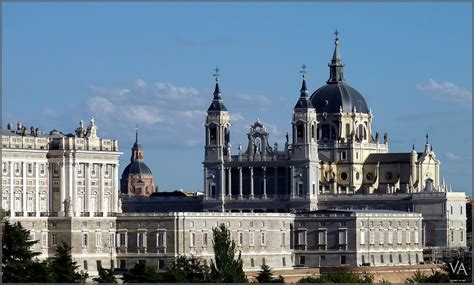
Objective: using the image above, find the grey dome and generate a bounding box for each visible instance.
[122,161,153,178]
[310,82,369,114]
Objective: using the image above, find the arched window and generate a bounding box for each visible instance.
[311,124,315,140]
[296,124,304,142]
[357,124,367,141]
[321,124,330,140]
[209,126,217,144]
[345,124,350,139]
[224,127,230,144]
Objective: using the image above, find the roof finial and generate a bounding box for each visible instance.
[213,67,220,82]
[334,29,340,45]
[426,133,429,145]
[327,29,345,83]
[300,64,307,79]
[135,125,138,144]
[412,144,415,151]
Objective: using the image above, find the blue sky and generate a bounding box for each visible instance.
[3,2,472,194]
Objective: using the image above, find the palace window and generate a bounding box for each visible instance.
[369,231,375,245]
[96,232,102,247]
[360,231,365,245]
[137,233,145,248]
[340,255,346,265]
[406,231,411,244]
[157,232,165,248]
[209,127,217,144]
[298,231,307,246]
[261,232,266,246]
[296,124,304,142]
[27,163,32,174]
[339,230,347,245]
[239,232,243,246]
[40,164,45,175]
[379,231,384,245]
[52,234,57,246]
[190,233,195,247]
[109,233,115,248]
[2,162,7,174]
[397,231,402,244]
[318,230,327,245]
[249,232,255,246]
[388,231,393,244]
[414,231,419,244]
[202,233,208,247]
[282,232,286,246]
[81,233,88,248]
[42,232,48,247]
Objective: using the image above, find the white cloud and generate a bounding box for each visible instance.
[444,151,462,161]
[230,112,244,121]
[155,82,199,98]
[123,105,164,125]
[87,97,115,116]
[416,79,472,104]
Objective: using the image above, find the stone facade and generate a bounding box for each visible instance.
[2,119,122,275]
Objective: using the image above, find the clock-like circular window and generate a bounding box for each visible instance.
[366,172,374,180]
[340,172,348,181]
[385,172,393,180]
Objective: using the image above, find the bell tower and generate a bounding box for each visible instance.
[290,65,319,211]
[203,68,230,211]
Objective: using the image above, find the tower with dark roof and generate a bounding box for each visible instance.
[120,128,156,196]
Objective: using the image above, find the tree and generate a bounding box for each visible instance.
[256,264,284,283]
[122,262,162,283]
[163,255,210,283]
[50,242,88,283]
[298,272,373,283]
[1,219,53,283]
[210,223,247,283]
[93,266,118,283]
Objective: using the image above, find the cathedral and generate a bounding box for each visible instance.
[201,33,447,213]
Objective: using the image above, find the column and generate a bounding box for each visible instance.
[99,163,104,215]
[72,162,77,216]
[204,168,208,198]
[113,163,119,213]
[238,167,243,199]
[9,162,14,216]
[274,167,278,197]
[22,162,27,215]
[85,163,91,214]
[35,162,40,217]
[220,166,225,199]
[60,162,65,215]
[227,168,232,197]
[48,163,52,212]
[250,167,254,199]
[262,167,267,199]
[290,166,294,198]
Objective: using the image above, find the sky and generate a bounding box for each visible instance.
[2,2,472,195]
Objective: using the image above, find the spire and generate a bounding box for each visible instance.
[300,64,308,98]
[294,65,313,109]
[207,67,227,112]
[327,29,345,83]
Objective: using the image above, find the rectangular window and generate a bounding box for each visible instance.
[262,258,266,266]
[340,151,347,160]
[239,232,243,246]
[461,231,464,242]
[282,232,286,246]
[450,206,453,215]
[138,233,145,247]
[159,260,165,270]
[299,255,305,265]
[40,164,45,175]
[406,231,411,244]
[42,232,48,247]
[379,231,384,244]
[109,233,115,248]
[96,232,102,247]
[96,260,102,270]
[399,254,402,263]
[451,231,454,242]
[298,183,303,196]
[312,184,316,195]
[397,231,402,244]
[52,234,57,245]
[119,233,126,247]
[381,255,385,264]
[369,231,375,245]
[460,206,463,215]
[157,232,165,248]
[338,231,347,245]
[388,231,393,244]
[27,163,32,174]
[84,261,88,270]
[340,255,346,265]
[251,258,255,267]
[120,260,126,270]
[203,233,208,247]
[282,257,286,267]
[83,233,89,248]
[298,231,307,245]
[360,231,365,245]
[318,231,327,245]
[261,232,266,246]
[190,233,195,247]
[30,232,36,242]
[250,232,255,246]
[414,231,419,244]
[390,255,393,263]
